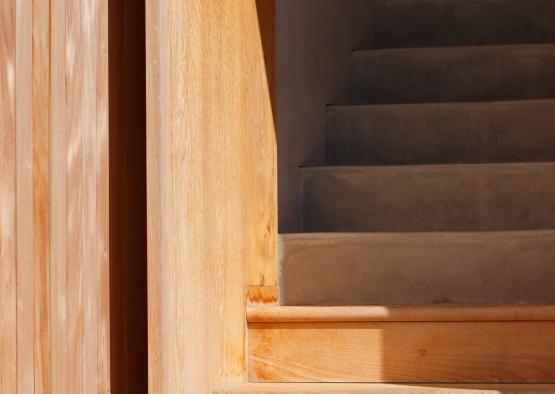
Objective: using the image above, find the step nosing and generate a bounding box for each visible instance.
[279,230,555,241]
[326,99,555,112]
[300,162,555,173]
[352,42,555,57]
[247,305,555,323]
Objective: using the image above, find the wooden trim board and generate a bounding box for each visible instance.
[216,383,555,394]
[249,320,555,383]
[247,305,555,323]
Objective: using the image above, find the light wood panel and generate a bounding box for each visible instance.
[146,0,277,392]
[249,321,555,383]
[0,1,17,392]
[216,383,555,394]
[32,0,51,391]
[0,0,110,392]
[15,0,34,390]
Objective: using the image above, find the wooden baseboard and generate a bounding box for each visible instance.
[216,383,555,393]
[248,305,555,383]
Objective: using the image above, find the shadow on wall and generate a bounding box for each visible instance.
[109,0,148,393]
[275,0,375,233]
[256,0,277,120]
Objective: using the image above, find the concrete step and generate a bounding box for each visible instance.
[326,100,555,165]
[279,231,555,305]
[300,163,555,232]
[375,0,555,48]
[352,44,555,104]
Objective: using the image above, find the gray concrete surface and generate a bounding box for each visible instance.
[375,0,555,48]
[353,44,555,104]
[280,0,555,306]
[276,0,374,232]
[326,100,555,165]
[280,231,555,305]
[300,163,555,232]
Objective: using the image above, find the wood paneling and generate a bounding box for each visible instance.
[0,1,17,392]
[0,0,110,392]
[249,321,555,383]
[146,0,277,392]
[32,0,51,391]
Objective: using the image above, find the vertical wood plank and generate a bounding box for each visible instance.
[50,0,69,392]
[246,0,277,304]
[50,0,68,392]
[146,0,166,391]
[15,0,35,391]
[81,0,98,391]
[146,0,277,392]
[96,0,110,392]
[66,0,84,391]
[108,1,124,391]
[32,0,51,391]
[0,0,17,392]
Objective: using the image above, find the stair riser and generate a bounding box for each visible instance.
[327,101,555,165]
[300,164,555,232]
[280,233,555,305]
[249,321,555,383]
[352,45,555,104]
[375,0,555,48]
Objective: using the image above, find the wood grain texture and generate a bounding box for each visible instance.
[16,0,35,391]
[249,321,555,383]
[246,286,279,305]
[216,383,555,394]
[49,1,67,392]
[1,0,111,392]
[0,0,17,392]
[247,305,555,323]
[146,0,277,392]
[32,0,51,391]
[96,0,110,392]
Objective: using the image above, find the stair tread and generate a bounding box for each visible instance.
[300,162,555,232]
[282,229,555,240]
[279,230,555,305]
[375,0,555,48]
[352,43,555,104]
[353,42,555,56]
[216,383,555,393]
[304,161,555,171]
[327,98,555,112]
[327,100,555,165]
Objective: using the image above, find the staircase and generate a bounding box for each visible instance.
[220,0,555,392]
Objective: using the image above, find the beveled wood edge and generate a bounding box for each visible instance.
[247,304,555,323]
